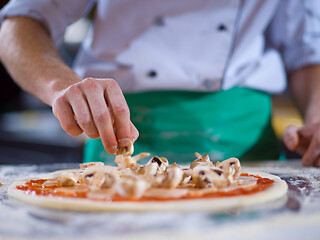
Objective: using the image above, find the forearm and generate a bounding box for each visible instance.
[0,17,81,106]
[288,65,320,125]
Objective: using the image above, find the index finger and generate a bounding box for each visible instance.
[104,79,132,147]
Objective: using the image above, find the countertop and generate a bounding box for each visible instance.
[1,160,320,240]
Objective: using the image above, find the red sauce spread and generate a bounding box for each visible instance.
[16,179,88,198]
[16,173,274,202]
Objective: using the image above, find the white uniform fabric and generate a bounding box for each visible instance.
[1,0,320,93]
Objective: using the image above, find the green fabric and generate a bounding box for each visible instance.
[83,88,280,164]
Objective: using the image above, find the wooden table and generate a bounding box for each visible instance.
[0,160,319,240]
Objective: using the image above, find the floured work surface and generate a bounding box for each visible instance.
[1,160,320,240]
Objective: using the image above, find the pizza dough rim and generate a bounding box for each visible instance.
[7,171,288,212]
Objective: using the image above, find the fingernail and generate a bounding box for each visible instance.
[118,138,131,147]
[109,146,118,154]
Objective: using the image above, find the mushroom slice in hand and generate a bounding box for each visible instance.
[217,157,241,183]
[114,154,123,164]
[190,153,214,169]
[82,166,119,190]
[161,165,184,189]
[116,140,134,156]
[192,166,227,189]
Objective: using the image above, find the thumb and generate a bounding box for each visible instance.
[283,125,300,151]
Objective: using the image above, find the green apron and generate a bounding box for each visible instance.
[83,88,280,164]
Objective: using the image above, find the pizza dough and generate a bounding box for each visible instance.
[7,171,287,212]
[7,144,288,212]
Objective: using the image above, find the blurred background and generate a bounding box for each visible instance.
[0,0,90,164]
[0,1,302,164]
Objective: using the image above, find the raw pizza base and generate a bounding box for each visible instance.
[7,171,287,212]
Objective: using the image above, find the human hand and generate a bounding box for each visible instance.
[283,123,320,167]
[51,78,139,154]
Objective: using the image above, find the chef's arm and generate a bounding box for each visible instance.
[0,17,81,105]
[0,17,138,154]
[283,64,320,166]
[289,65,320,124]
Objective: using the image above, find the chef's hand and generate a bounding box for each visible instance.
[51,78,139,154]
[283,123,320,167]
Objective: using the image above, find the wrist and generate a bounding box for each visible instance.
[41,72,82,106]
[304,95,320,125]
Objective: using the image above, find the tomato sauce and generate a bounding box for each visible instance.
[16,179,88,198]
[16,173,274,202]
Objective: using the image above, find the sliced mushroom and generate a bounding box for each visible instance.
[151,174,166,187]
[116,176,149,199]
[148,156,169,174]
[190,153,214,169]
[131,152,150,162]
[114,154,123,164]
[115,156,138,169]
[118,165,145,178]
[82,166,119,190]
[119,168,135,178]
[217,157,241,183]
[42,179,60,188]
[192,166,228,189]
[116,140,134,156]
[56,172,78,187]
[115,152,150,169]
[181,167,193,186]
[144,188,188,199]
[80,162,104,169]
[182,168,192,177]
[161,165,184,189]
[159,157,169,169]
[179,176,193,188]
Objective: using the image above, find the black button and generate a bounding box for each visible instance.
[154,16,164,26]
[203,79,214,89]
[217,24,227,31]
[147,70,157,78]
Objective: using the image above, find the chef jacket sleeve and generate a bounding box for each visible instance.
[267,0,320,72]
[0,0,96,44]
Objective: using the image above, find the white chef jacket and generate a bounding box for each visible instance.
[1,0,320,94]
